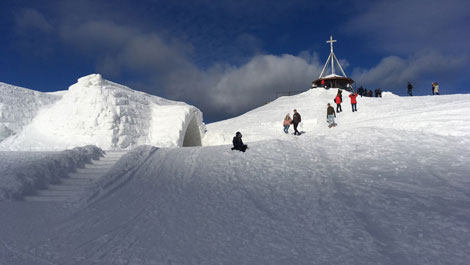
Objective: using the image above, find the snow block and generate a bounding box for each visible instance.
[0,74,205,150]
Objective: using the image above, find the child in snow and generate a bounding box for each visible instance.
[283,113,292,134]
[232,132,248,152]
[334,91,342,113]
[349,92,358,112]
[292,109,301,135]
[327,103,337,128]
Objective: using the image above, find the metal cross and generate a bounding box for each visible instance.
[326,35,336,53]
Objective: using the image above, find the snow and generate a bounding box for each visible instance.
[0,85,469,264]
[0,82,60,141]
[0,146,103,200]
[0,74,205,150]
[203,89,470,145]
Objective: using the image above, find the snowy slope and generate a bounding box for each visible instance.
[203,89,470,145]
[0,89,469,264]
[0,82,60,141]
[0,74,205,150]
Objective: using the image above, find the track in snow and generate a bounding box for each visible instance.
[24,151,126,202]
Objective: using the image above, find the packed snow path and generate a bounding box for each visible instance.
[24,151,126,202]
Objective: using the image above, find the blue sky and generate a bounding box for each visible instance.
[1,0,469,122]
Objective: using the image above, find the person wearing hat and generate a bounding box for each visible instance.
[232,132,248,152]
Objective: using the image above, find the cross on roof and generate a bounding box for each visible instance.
[326,35,336,53]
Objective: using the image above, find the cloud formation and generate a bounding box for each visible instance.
[351,51,465,92]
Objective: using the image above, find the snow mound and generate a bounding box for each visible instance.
[203,88,470,145]
[0,82,60,141]
[0,74,205,150]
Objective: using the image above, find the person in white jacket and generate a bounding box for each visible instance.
[433,82,440,95]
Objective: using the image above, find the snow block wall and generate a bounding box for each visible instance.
[0,74,205,150]
[0,82,60,141]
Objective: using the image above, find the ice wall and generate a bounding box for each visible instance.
[0,74,205,150]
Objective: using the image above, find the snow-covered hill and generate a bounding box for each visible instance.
[0,74,205,150]
[203,88,470,145]
[0,82,60,141]
[0,88,469,264]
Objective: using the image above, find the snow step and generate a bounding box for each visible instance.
[75,167,109,174]
[48,184,83,191]
[60,178,95,185]
[36,189,81,196]
[24,195,72,202]
[68,172,103,179]
[91,159,119,165]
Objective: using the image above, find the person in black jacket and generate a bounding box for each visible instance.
[232,132,248,152]
[408,82,413,96]
[292,109,302,135]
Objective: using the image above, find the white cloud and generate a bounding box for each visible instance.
[166,54,322,117]
[351,50,465,91]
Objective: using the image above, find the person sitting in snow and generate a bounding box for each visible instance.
[283,113,292,134]
[232,132,248,152]
[334,91,342,113]
[349,92,358,112]
[292,109,302,135]
[327,103,337,128]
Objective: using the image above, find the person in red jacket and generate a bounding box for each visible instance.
[349,92,358,112]
[334,91,342,113]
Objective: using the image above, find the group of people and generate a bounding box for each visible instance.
[283,109,302,135]
[357,86,382,97]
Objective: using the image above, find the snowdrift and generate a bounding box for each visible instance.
[0,74,205,150]
[0,82,60,141]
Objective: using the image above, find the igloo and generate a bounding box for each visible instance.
[0,74,205,150]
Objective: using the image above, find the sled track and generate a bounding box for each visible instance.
[24,151,127,203]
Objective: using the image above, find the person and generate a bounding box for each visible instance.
[363,88,368,97]
[431,82,435,95]
[368,90,373,97]
[377,88,382,97]
[321,79,325,88]
[334,91,342,113]
[283,113,292,134]
[433,82,440,95]
[374,88,379,97]
[292,109,301,135]
[349,92,358,112]
[326,103,337,128]
[408,82,413,96]
[232,132,248,152]
[357,86,364,97]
